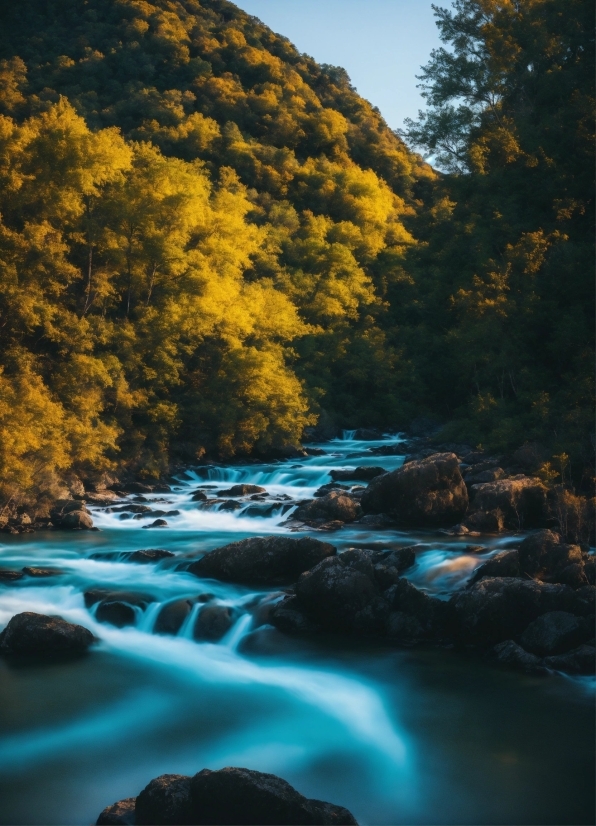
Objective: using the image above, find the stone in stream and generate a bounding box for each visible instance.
[193,604,236,641]
[517,530,589,586]
[90,549,174,564]
[154,598,195,635]
[492,640,544,672]
[50,499,94,530]
[22,567,62,577]
[219,484,267,497]
[519,611,592,656]
[451,577,593,648]
[293,490,361,524]
[188,536,336,586]
[191,490,208,501]
[329,466,386,482]
[0,612,96,657]
[543,644,596,675]
[143,519,168,528]
[85,590,155,628]
[0,569,24,582]
[360,453,468,528]
[467,550,520,586]
[99,766,359,825]
[96,796,136,824]
[463,477,548,532]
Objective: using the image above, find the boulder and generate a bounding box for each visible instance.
[96,797,136,825]
[461,509,505,533]
[106,767,358,826]
[293,549,386,634]
[465,477,547,530]
[0,612,95,657]
[384,577,451,642]
[543,644,595,675]
[0,569,24,582]
[519,611,591,656]
[191,491,208,502]
[22,567,62,577]
[96,601,137,627]
[329,466,386,482]
[270,597,321,634]
[129,549,174,563]
[467,550,520,586]
[136,774,192,825]
[219,484,266,497]
[451,577,590,647]
[492,640,543,672]
[293,491,361,524]
[154,599,195,635]
[143,519,168,528]
[517,530,588,586]
[361,453,468,527]
[50,499,94,530]
[193,604,235,641]
[463,468,505,485]
[188,536,336,586]
[372,547,417,591]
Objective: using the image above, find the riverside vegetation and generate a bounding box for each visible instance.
[0,0,593,519]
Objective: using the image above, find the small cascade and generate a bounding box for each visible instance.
[137,602,162,633]
[222,613,253,651]
[341,429,357,440]
[177,602,202,639]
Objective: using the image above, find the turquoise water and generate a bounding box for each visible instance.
[0,435,593,824]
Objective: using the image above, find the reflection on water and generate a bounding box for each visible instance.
[0,434,594,825]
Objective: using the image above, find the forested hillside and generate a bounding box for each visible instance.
[0,0,593,504]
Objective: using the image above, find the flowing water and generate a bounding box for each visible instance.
[0,434,594,825]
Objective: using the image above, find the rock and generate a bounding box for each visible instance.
[191,491,208,501]
[189,766,358,825]
[129,549,174,563]
[464,468,505,485]
[451,577,590,647]
[304,447,327,456]
[492,640,543,671]
[313,483,349,498]
[517,530,587,585]
[270,597,321,633]
[96,797,136,825]
[465,477,548,531]
[329,466,386,482]
[84,491,121,505]
[293,549,386,634]
[461,509,505,533]
[384,577,451,641]
[0,569,24,582]
[143,519,168,528]
[219,500,242,512]
[193,604,236,641]
[368,444,408,456]
[96,601,137,627]
[372,547,417,590]
[50,499,94,530]
[107,767,358,826]
[361,453,468,527]
[520,611,591,656]
[136,774,192,825]
[386,611,427,645]
[543,644,595,675]
[353,428,382,440]
[154,599,195,635]
[113,504,152,514]
[188,536,336,586]
[293,491,361,524]
[0,612,95,657]
[467,550,520,586]
[219,484,266,497]
[122,482,155,493]
[22,567,62,577]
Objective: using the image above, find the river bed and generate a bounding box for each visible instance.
[0,434,594,825]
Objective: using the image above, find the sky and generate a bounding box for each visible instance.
[233,0,443,131]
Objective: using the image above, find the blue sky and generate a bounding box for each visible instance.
[233,0,442,131]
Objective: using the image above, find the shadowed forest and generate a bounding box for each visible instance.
[0,0,593,504]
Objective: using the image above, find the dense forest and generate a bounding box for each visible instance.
[0,0,593,503]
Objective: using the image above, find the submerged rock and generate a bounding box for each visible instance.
[219,484,266,496]
[0,612,95,657]
[154,598,195,636]
[193,604,236,641]
[361,453,468,527]
[329,466,386,482]
[188,536,336,586]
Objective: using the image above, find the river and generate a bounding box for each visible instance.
[0,433,594,825]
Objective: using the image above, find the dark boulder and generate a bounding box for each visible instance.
[154,599,195,635]
[384,577,452,642]
[143,519,168,528]
[189,766,358,825]
[461,509,505,533]
[0,612,95,657]
[0,569,24,582]
[101,768,357,826]
[520,611,592,656]
[191,491,208,502]
[219,500,242,512]
[543,644,595,675]
[330,466,386,482]
[96,797,136,825]
[188,536,336,586]
[129,549,174,563]
[293,491,361,524]
[451,577,590,647]
[219,484,266,497]
[193,604,236,641]
[517,530,588,586]
[50,499,94,530]
[96,601,137,627]
[464,477,547,531]
[136,774,192,825]
[293,549,386,634]
[22,567,62,577]
[492,640,543,672]
[361,453,468,527]
[467,550,520,586]
[270,597,322,634]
